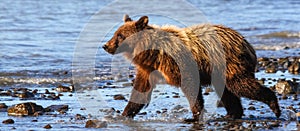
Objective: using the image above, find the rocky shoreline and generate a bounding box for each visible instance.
[0,57,299,130]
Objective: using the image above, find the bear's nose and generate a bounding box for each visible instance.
[102,45,108,50]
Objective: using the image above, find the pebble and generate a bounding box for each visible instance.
[56,84,73,92]
[173,95,180,98]
[113,94,126,100]
[292,94,298,100]
[0,103,8,109]
[75,114,86,120]
[45,89,50,94]
[282,94,288,100]
[2,119,14,124]
[269,122,280,127]
[265,65,277,73]
[85,120,107,128]
[44,124,52,129]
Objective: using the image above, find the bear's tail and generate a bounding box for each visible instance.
[226,74,281,118]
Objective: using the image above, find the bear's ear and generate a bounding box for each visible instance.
[123,14,132,22]
[135,16,148,30]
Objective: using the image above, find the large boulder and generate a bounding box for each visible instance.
[7,102,44,116]
[275,80,297,94]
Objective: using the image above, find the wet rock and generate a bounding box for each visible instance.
[0,90,12,96]
[293,94,298,101]
[56,84,73,92]
[258,57,269,62]
[75,114,86,120]
[265,65,277,73]
[46,94,60,100]
[204,87,213,95]
[44,124,52,129]
[249,114,255,118]
[33,111,43,116]
[269,122,280,127]
[45,105,69,112]
[248,106,256,110]
[106,82,113,85]
[205,87,214,93]
[45,89,50,94]
[122,82,133,87]
[113,94,126,100]
[288,58,300,74]
[286,106,296,112]
[2,119,14,124]
[275,80,297,94]
[138,112,147,115]
[85,120,107,128]
[173,95,180,98]
[32,119,38,122]
[0,103,8,111]
[18,91,34,98]
[7,102,44,116]
[156,110,161,114]
[296,112,300,124]
[32,89,38,94]
[129,74,134,78]
[282,94,288,100]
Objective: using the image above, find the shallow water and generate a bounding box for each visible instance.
[0,0,300,130]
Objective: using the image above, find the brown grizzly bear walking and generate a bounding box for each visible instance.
[102,15,281,121]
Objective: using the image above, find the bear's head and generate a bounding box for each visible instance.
[102,14,150,54]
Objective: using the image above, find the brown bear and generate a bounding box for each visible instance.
[102,15,281,121]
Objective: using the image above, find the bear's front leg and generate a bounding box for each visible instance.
[122,69,154,118]
[181,85,204,122]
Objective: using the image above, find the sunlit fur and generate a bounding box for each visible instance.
[103,15,281,121]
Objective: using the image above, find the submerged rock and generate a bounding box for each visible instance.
[2,119,14,124]
[113,94,126,100]
[0,103,8,112]
[85,120,107,128]
[45,105,69,112]
[7,102,44,116]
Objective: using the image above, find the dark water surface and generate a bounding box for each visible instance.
[0,0,299,130]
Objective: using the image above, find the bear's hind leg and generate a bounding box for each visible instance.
[221,87,243,119]
[226,75,281,118]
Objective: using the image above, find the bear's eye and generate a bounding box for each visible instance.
[117,34,125,40]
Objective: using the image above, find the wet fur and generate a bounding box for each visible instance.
[103,15,281,121]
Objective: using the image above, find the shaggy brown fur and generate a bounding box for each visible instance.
[103,15,281,121]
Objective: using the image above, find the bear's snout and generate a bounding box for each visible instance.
[102,45,108,50]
